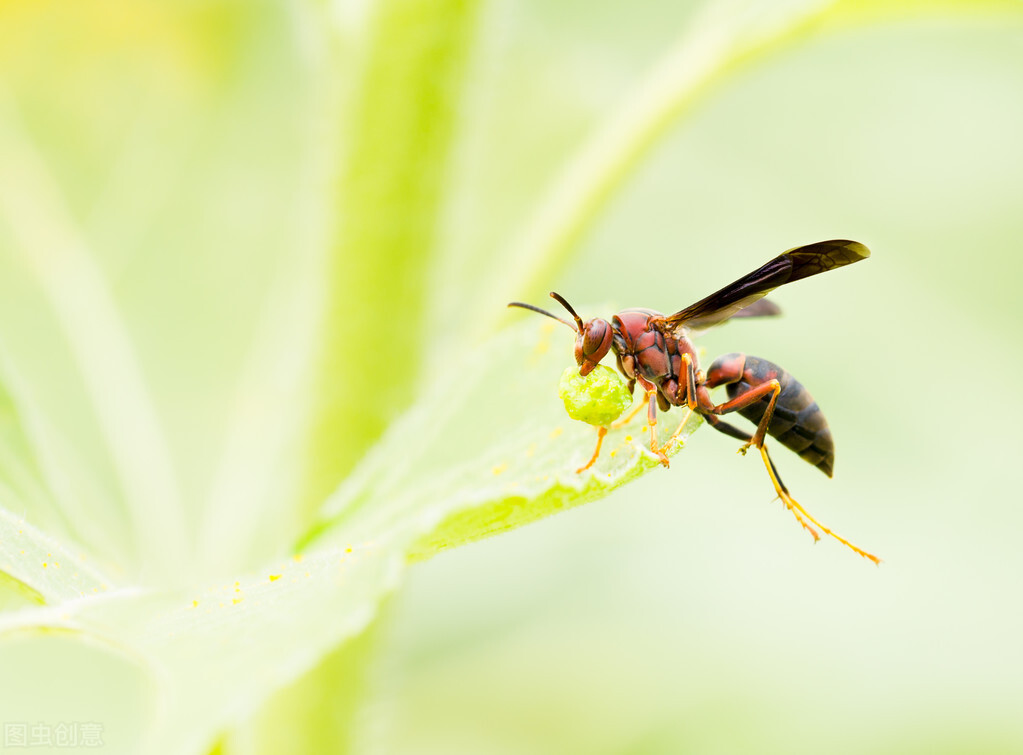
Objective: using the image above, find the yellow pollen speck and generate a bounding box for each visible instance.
[624,435,633,442]
[192,600,199,608]
[492,462,508,475]
[550,427,563,439]
[42,562,47,568]
[346,546,353,553]
[293,553,304,563]
[305,572,310,578]
[609,449,617,457]
[232,598,243,605]
[269,574,281,582]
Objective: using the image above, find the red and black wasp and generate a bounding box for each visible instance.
[509,239,878,563]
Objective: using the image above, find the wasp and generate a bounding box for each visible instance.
[509,239,878,563]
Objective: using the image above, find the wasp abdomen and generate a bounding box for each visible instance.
[713,354,835,477]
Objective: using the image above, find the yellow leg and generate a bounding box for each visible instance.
[648,419,669,467]
[576,426,608,473]
[662,407,694,451]
[643,387,669,467]
[757,446,881,565]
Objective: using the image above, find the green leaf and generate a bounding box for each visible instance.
[304,316,702,560]
[0,539,400,755]
[0,504,113,606]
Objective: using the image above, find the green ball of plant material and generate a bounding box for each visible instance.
[558,365,633,427]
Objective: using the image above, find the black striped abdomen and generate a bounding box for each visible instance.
[725,356,835,477]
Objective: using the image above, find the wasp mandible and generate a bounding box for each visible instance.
[509,239,878,563]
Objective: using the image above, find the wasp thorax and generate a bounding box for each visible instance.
[576,318,613,376]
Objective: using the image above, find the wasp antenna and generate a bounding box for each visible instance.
[507,301,578,332]
[548,292,584,332]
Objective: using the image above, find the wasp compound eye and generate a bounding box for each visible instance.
[576,319,613,376]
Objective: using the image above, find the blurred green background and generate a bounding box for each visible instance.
[1,0,1022,753]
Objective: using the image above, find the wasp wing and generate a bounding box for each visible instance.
[727,298,782,319]
[658,239,869,333]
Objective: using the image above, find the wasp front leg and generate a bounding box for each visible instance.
[576,426,608,473]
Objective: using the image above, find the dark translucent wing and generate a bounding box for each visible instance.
[728,298,782,319]
[661,240,870,332]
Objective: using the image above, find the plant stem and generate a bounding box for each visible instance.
[302,0,482,516]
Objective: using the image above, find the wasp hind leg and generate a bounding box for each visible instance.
[703,414,880,564]
[708,378,782,456]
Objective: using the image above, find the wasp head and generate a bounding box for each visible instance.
[573,315,613,376]
[507,293,613,376]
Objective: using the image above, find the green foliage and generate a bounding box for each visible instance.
[0,0,1020,752]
